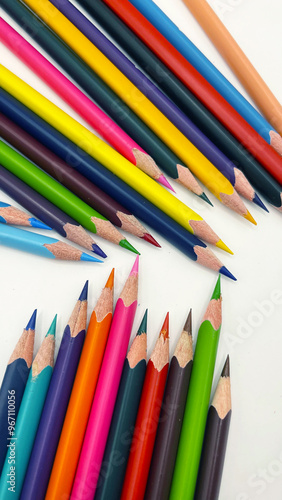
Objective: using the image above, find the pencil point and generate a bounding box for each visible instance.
[253,193,269,212]
[219,266,237,281]
[130,255,139,275]
[142,233,161,247]
[199,192,213,206]
[158,174,175,192]
[29,217,52,230]
[137,309,148,335]
[244,210,257,225]
[81,253,103,263]
[92,244,107,258]
[79,281,89,302]
[120,238,140,254]
[105,268,115,289]
[26,309,37,331]
[216,240,234,255]
[211,275,221,300]
[221,355,230,377]
[46,315,57,337]
[160,312,169,339]
[183,309,192,335]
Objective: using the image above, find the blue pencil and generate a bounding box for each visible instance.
[129,0,282,155]
[0,224,102,262]
[0,316,56,500]
[0,201,50,229]
[0,310,36,473]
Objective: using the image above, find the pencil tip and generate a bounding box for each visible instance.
[160,312,169,339]
[142,233,161,247]
[120,238,140,254]
[105,268,115,289]
[137,309,148,335]
[158,174,175,192]
[221,355,230,377]
[253,193,269,212]
[92,244,107,259]
[26,309,37,331]
[130,255,139,275]
[29,217,52,230]
[211,275,221,300]
[81,253,103,263]
[199,192,213,206]
[183,308,192,335]
[219,266,237,281]
[79,281,89,301]
[216,240,233,255]
[46,315,57,337]
[244,210,257,225]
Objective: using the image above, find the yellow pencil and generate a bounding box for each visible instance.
[0,65,230,252]
[21,0,254,223]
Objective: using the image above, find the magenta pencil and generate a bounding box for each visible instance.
[0,19,171,189]
[71,256,139,500]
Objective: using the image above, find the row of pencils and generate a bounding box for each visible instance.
[0,259,231,500]
[0,0,281,279]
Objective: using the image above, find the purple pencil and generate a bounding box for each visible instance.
[49,0,266,210]
[20,282,88,500]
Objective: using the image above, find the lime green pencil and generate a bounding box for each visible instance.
[0,141,138,255]
[169,276,222,500]
[0,316,56,500]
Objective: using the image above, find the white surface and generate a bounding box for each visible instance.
[0,1,282,498]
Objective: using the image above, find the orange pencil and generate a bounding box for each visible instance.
[45,269,114,500]
[120,313,169,500]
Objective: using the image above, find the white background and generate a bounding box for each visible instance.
[1,1,282,499]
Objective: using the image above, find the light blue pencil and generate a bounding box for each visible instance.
[0,317,56,500]
[0,201,50,229]
[129,0,282,155]
[0,224,102,262]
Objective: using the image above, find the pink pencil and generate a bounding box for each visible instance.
[0,19,172,190]
[70,256,139,500]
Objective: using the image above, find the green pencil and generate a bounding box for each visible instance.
[0,316,56,500]
[0,141,138,255]
[169,276,222,500]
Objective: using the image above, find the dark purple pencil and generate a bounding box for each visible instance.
[20,282,88,500]
[50,0,265,209]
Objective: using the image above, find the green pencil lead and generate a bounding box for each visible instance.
[46,315,57,337]
[137,309,148,336]
[211,275,221,301]
[119,238,140,254]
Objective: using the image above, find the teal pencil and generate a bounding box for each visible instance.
[0,317,56,500]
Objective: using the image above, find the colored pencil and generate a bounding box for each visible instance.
[0,224,100,262]
[20,282,88,500]
[0,19,171,191]
[101,0,282,186]
[0,69,232,252]
[169,276,222,500]
[0,164,104,255]
[74,0,282,211]
[120,313,169,500]
[0,310,36,473]
[194,355,232,500]
[145,309,193,500]
[95,310,148,500]
[0,91,237,278]
[54,0,265,211]
[0,109,159,248]
[17,1,255,222]
[46,270,114,500]
[71,257,139,500]
[0,317,56,500]
[183,0,282,137]
[0,0,208,202]
[128,0,282,155]
[0,140,138,256]
[0,201,50,229]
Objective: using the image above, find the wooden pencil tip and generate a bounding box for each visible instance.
[25,309,37,331]
[130,255,139,275]
[183,308,192,335]
[46,315,57,337]
[159,312,169,339]
[211,275,221,300]
[137,309,148,336]
[221,355,230,378]
[79,280,89,302]
[244,210,257,225]
[105,268,115,289]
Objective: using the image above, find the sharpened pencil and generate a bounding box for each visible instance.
[46,270,114,500]
[0,316,56,500]
[20,282,88,500]
[95,310,148,500]
[71,257,139,500]
[194,355,232,500]
[0,310,36,473]
[0,201,50,229]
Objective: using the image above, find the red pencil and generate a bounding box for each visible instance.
[103,0,282,186]
[120,313,169,500]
